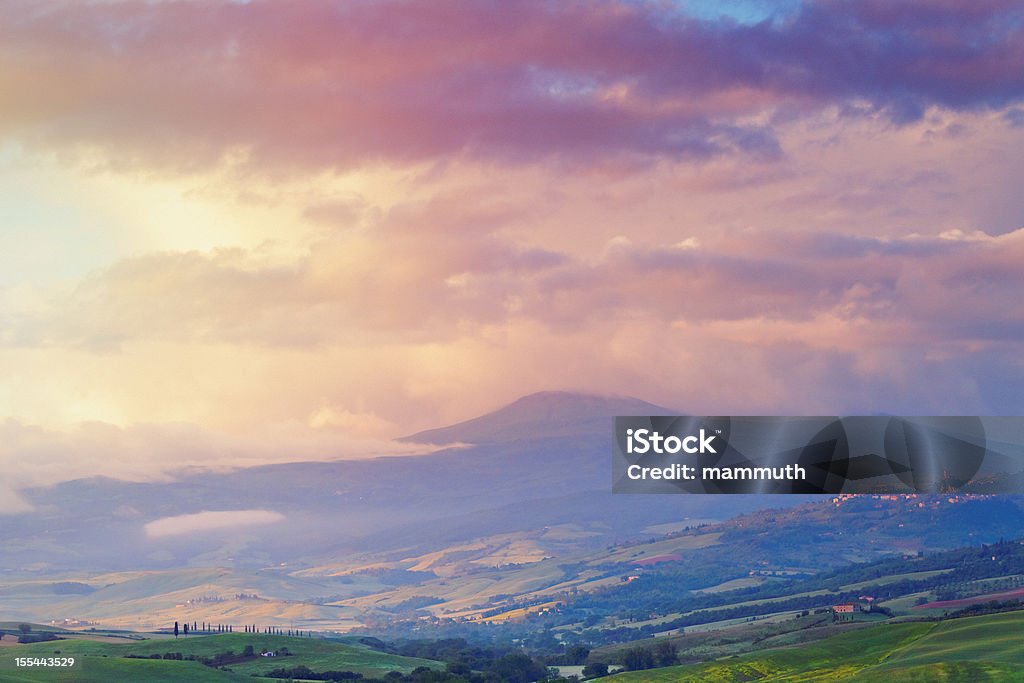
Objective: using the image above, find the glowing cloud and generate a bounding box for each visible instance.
[0,0,1023,498]
[144,509,285,538]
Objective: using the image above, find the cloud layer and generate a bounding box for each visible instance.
[3,0,1023,171]
[1,0,1023,500]
[8,224,1024,352]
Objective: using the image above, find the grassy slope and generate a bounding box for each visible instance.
[0,657,253,683]
[0,632,441,681]
[607,612,1024,682]
[854,610,1024,681]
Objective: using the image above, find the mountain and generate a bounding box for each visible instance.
[0,391,807,628]
[401,391,675,445]
[5,392,758,573]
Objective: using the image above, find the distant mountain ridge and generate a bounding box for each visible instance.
[8,390,704,575]
[401,390,676,445]
[15,391,1022,633]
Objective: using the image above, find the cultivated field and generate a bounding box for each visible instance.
[607,611,1024,682]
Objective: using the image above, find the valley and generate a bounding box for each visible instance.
[2,394,1023,681]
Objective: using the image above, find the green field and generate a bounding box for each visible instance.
[607,611,1024,682]
[0,632,442,682]
[0,657,252,683]
[860,610,1024,679]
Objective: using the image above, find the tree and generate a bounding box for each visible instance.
[564,644,590,665]
[488,653,548,683]
[17,624,32,635]
[622,647,655,671]
[653,640,678,667]
[242,644,254,657]
[174,621,179,638]
[183,623,189,636]
[582,662,609,679]
[447,661,472,675]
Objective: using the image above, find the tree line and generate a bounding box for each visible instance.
[172,620,313,638]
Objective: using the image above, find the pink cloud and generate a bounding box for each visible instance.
[3,0,1023,173]
[8,224,1022,354]
[2,0,1024,448]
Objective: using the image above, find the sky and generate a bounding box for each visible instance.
[2,0,1024,504]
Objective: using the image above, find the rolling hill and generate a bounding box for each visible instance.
[0,632,442,682]
[606,611,1024,682]
[1,392,802,629]
[4,392,1022,651]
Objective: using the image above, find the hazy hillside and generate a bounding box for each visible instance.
[1,392,800,629]
[6,393,778,575]
[6,392,1019,639]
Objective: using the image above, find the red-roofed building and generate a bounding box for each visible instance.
[832,603,856,621]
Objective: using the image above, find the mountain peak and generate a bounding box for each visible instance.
[401,391,676,445]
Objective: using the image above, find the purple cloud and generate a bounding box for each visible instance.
[2,0,1022,171]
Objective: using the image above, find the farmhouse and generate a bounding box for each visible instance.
[832,603,856,621]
